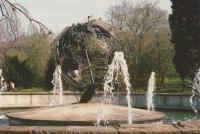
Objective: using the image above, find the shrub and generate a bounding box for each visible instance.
[3,35,53,89]
[3,56,35,87]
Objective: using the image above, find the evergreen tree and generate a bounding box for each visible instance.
[44,57,55,89]
[3,35,52,88]
[3,56,35,87]
[169,0,200,78]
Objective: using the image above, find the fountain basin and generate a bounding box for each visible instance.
[6,103,165,126]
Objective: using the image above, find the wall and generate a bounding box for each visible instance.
[0,92,195,110]
[0,92,80,108]
[131,93,192,110]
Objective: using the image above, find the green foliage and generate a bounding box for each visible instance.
[25,36,52,86]
[105,0,177,90]
[109,31,175,87]
[44,57,55,89]
[15,87,47,92]
[3,56,35,87]
[3,35,52,88]
[169,0,200,79]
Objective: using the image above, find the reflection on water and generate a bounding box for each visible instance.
[160,110,200,124]
[0,108,36,126]
[0,115,9,126]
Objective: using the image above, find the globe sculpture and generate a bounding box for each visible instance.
[53,19,114,103]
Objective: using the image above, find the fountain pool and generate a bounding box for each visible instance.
[5,51,166,126]
[0,51,199,134]
[0,108,199,126]
[6,103,165,126]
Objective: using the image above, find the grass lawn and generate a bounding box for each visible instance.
[15,87,49,92]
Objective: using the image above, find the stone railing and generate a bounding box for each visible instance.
[0,92,195,110]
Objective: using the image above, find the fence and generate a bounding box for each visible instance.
[156,82,192,93]
[131,81,193,93]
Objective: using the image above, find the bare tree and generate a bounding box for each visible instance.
[106,0,169,55]
[106,0,168,34]
[0,0,51,44]
[106,0,174,84]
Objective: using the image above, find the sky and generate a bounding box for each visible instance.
[15,0,172,34]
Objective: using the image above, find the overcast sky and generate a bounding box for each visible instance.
[16,0,172,34]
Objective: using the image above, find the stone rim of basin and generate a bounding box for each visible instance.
[6,103,165,126]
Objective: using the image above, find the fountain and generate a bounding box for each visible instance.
[190,68,200,115]
[96,52,132,126]
[50,65,63,106]
[0,69,10,125]
[146,72,156,111]
[0,69,7,92]
[6,52,164,126]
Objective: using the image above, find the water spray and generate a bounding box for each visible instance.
[51,65,63,105]
[190,68,200,115]
[146,71,156,111]
[96,51,132,126]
